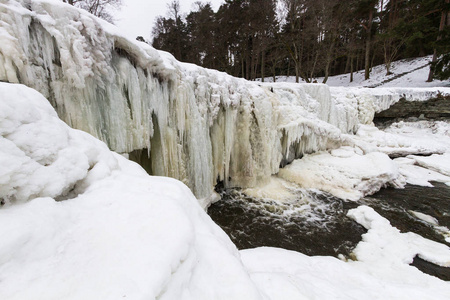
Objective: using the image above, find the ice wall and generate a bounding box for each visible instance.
[330,86,450,125]
[1,0,447,202]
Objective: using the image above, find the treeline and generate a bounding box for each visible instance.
[151,0,449,82]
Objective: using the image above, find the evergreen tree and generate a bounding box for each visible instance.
[148,0,446,82]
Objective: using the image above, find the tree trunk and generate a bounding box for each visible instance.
[246,51,250,80]
[386,61,392,75]
[261,50,265,82]
[323,38,336,84]
[427,0,449,82]
[356,51,360,73]
[344,54,351,74]
[241,56,245,78]
[350,54,354,82]
[287,60,290,78]
[365,8,373,80]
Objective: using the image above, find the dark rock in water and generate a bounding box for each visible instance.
[365,182,450,246]
[209,183,450,282]
[411,256,450,281]
[375,95,450,120]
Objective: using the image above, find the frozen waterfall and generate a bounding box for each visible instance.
[1,0,448,204]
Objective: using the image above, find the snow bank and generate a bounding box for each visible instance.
[278,146,404,200]
[241,206,450,300]
[394,157,450,187]
[330,86,450,125]
[354,120,450,157]
[0,82,263,300]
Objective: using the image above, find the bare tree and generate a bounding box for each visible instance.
[427,0,449,82]
[63,0,122,23]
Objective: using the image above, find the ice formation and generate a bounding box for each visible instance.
[2,71,450,300]
[2,0,449,203]
[0,82,266,300]
[277,146,404,200]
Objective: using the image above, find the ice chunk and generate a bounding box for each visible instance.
[278,147,404,200]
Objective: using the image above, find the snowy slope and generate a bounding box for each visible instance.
[263,55,449,88]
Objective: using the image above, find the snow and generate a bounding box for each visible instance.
[395,157,450,187]
[241,206,450,300]
[411,153,450,177]
[0,82,263,300]
[278,147,404,201]
[409,211,439,226]
[348,205,450,267]
[260,55,450,88]
[348,120,450,187]
[354,120,450,157]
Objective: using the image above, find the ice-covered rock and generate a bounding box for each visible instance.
[353,120,450,157]
[394,157,450,186]
[410,153,450,177]
[278,146,404,201]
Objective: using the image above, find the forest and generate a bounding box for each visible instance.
[150,0,450,82]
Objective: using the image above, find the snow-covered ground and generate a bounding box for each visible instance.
[261,55,450,88]
[1,0,450,299]
[243,205,450,300]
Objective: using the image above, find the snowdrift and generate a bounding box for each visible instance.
[1,0,449,203]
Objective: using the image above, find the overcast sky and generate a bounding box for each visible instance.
[115,0,224,41]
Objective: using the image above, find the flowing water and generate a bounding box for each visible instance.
[208,183,450,280]
[208,188,365,257]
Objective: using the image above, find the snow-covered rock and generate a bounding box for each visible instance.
[240,206,450,300]
[354,120,450,157]
[277,146,404,201]
[394,157,450,187]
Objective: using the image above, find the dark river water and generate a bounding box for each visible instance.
[208,182,450,281]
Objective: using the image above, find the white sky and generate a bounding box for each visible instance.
[115,0,224,41]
